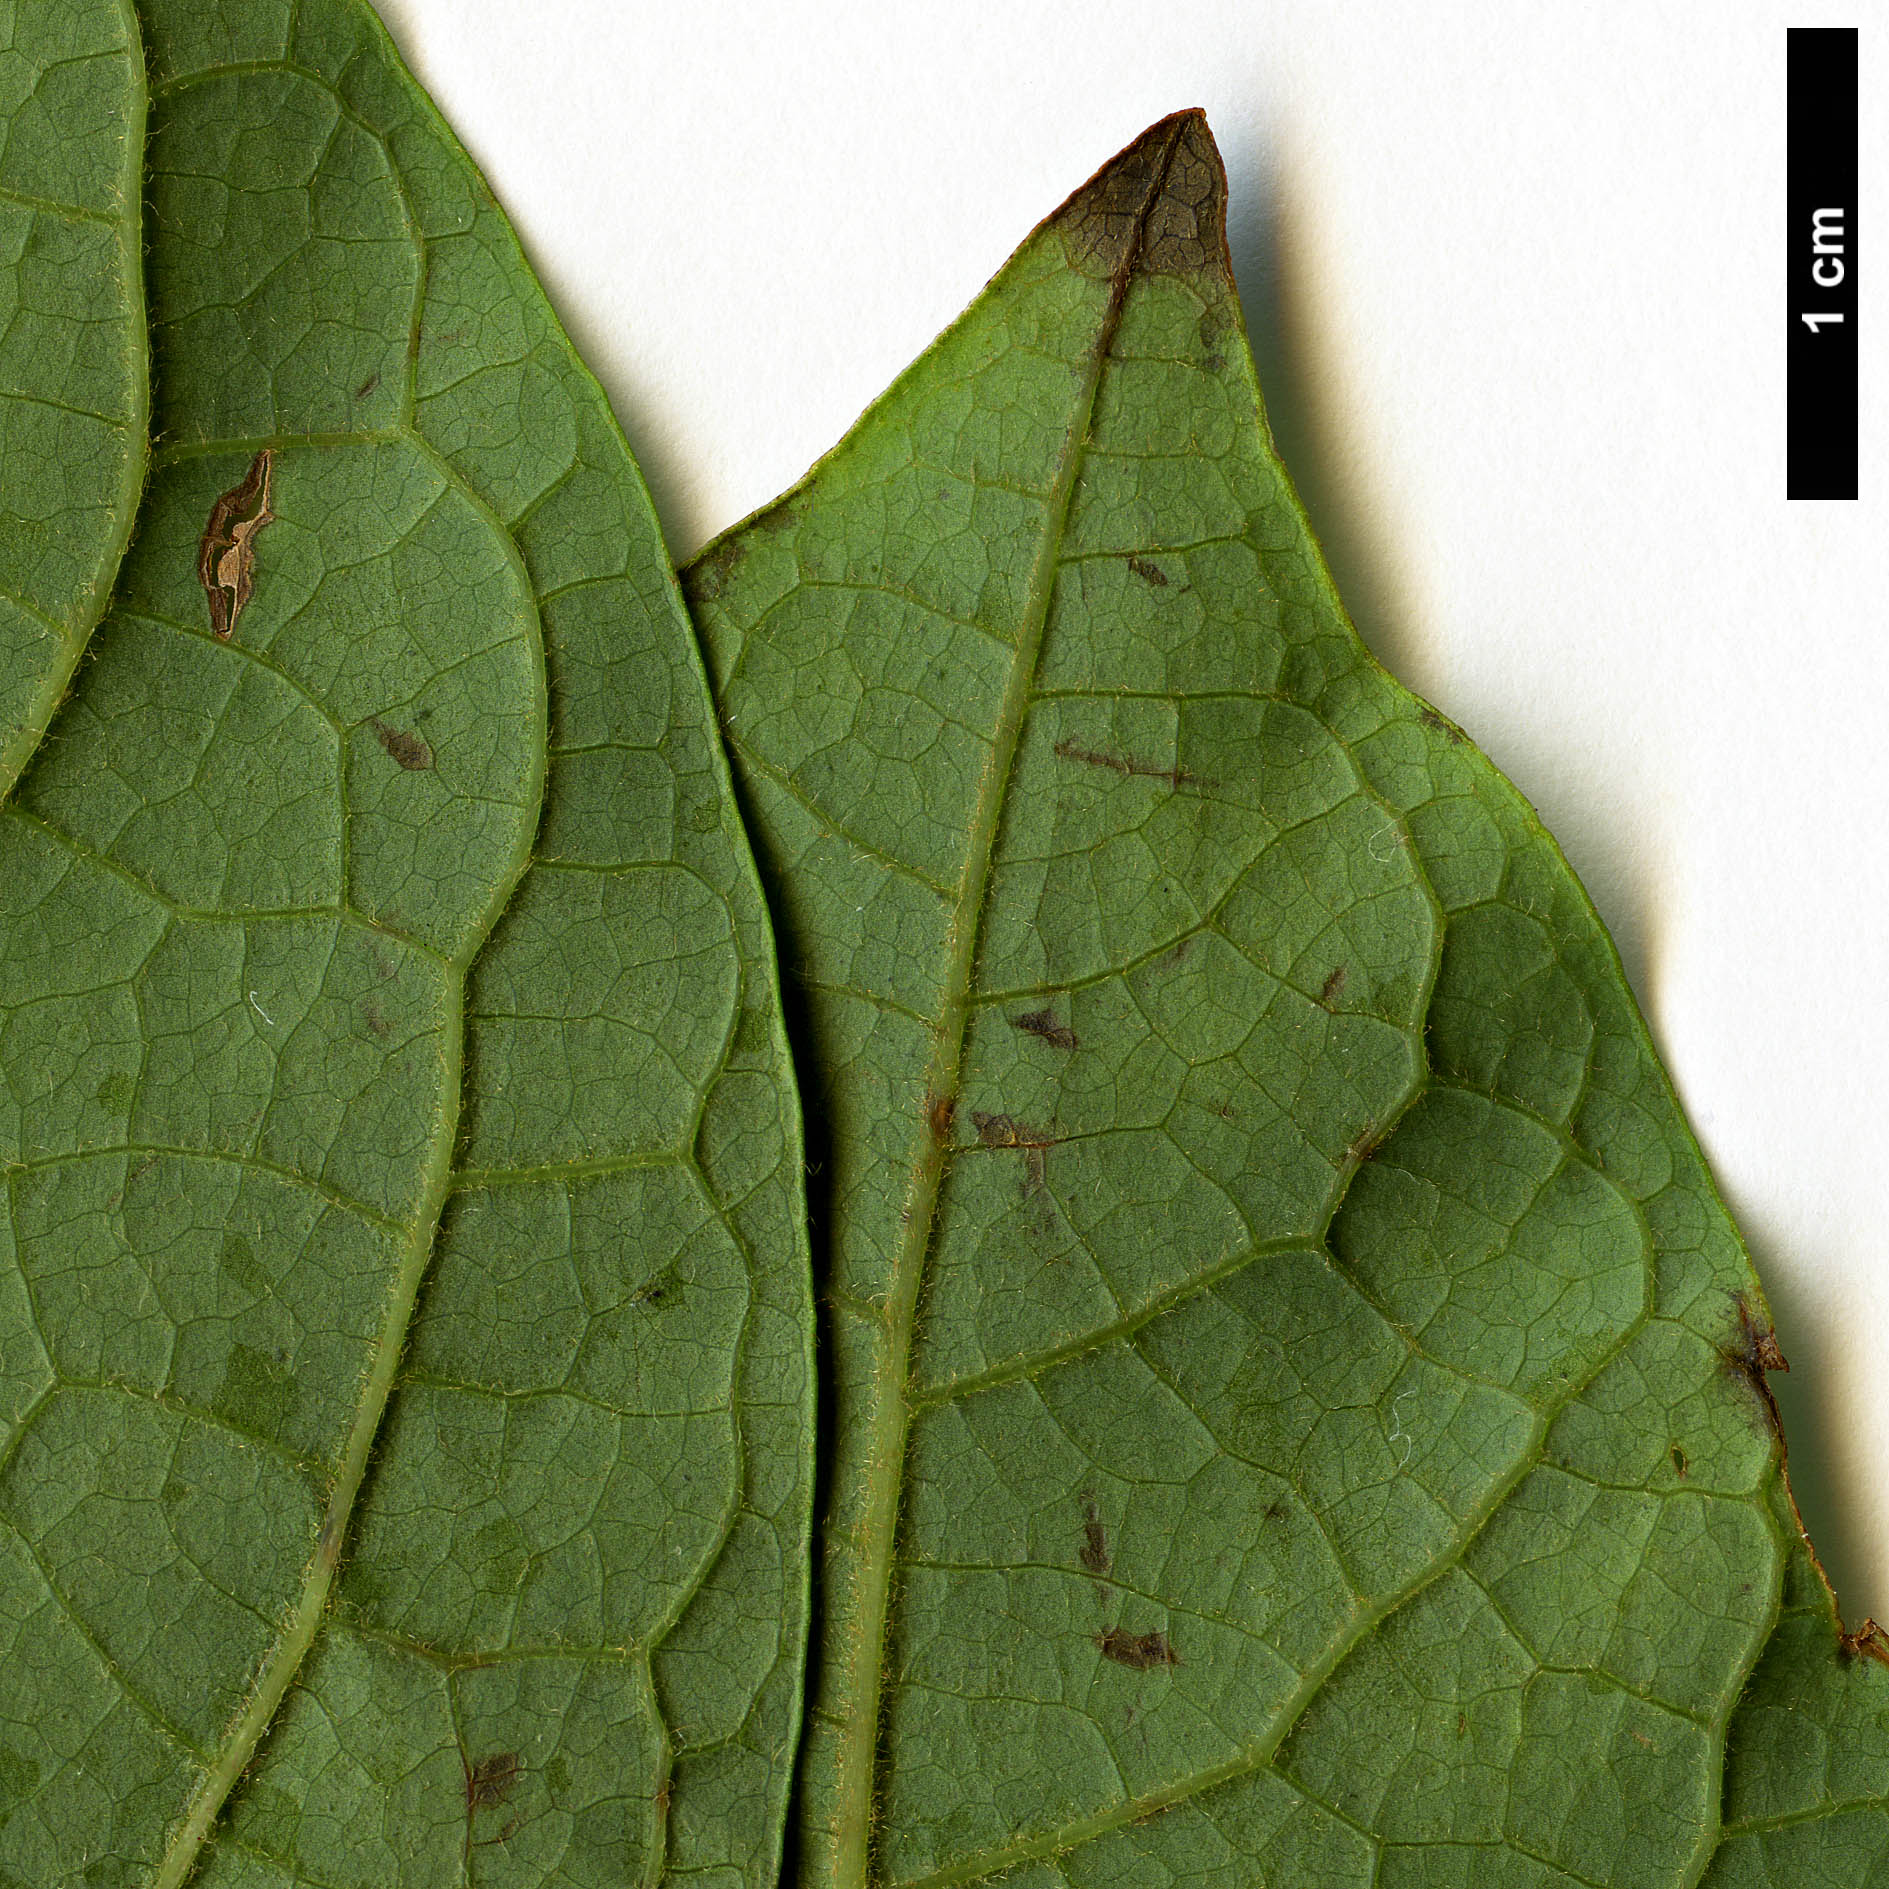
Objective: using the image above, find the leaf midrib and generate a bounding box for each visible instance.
[818,121,1189,1889]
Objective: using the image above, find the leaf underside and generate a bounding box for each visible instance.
[1,13,1886,1886]
[683,112,1889,1888]
[0,0,147,797]
[0,4,810,1885]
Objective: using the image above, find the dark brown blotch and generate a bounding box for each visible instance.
[1722,1292,1788,1443]
[198,448,276,641]
[1080,1494,1111,1577]
[1095,1627,1178,1670]
[1139,112,1229,279]
[1418,703,1468,745]
[685,534,743,606]
[972,1110,1051,1148]
[927,1091,957,1143]
[1126,555,1169,588]
[1319,966,1347,1007]
[465,1751,520,1813]
[1053,737,1198,791]
[1840,1619,1889,1666]
[971,1110,1060,1193]
[754,497,803,535]
[371,719,434,771]
[1052,114,1180,279]
[1011,1008,1078,1052]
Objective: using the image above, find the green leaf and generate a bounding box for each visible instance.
[683,111,1889,1886]
[0,0,147,796]
[0,3,809,1884]
[1702,1487,1889,1886]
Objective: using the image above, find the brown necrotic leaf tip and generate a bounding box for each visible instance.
[198,448,275,639]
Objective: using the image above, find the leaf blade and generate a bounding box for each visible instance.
[685,113,1804,1887]
[0,0,148,796]
[0,4,812,1882]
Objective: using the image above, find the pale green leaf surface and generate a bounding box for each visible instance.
[0,3,810,1884]
[0,0,146,796]
[683,113,1885,1887]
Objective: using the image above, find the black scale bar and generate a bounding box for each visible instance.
[1787,28,1858,500]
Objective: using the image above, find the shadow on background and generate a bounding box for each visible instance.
[1735,1199,1876,1619]
[1220,134,1433,703]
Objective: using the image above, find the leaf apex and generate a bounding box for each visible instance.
[1046,107,1231,284]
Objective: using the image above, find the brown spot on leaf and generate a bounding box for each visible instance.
[971,1110,1060,1193]
[1053,737,1198,791]
[355,373,380,400]
[1126,555,1169,588]
[1319,966,1347,1007]
[371,719,434,771]
[361,1000,392,1040]
[1095,1627,1178,1670]
[1418,703,1468,745]
[198,449,275,640]
[1012,1008,1078,1052]
[1670,1443,1689,1480]
[926,1091,957,1143]
[1723,1293,1788,1444]
[1080,1494,1111,1577]
[1344,1125,1383,1167]
[1840,1619,1889,1666]
[684,535,743,606]
[465,1751,520,1813]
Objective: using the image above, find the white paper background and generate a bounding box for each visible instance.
[376,1,1889,1615]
